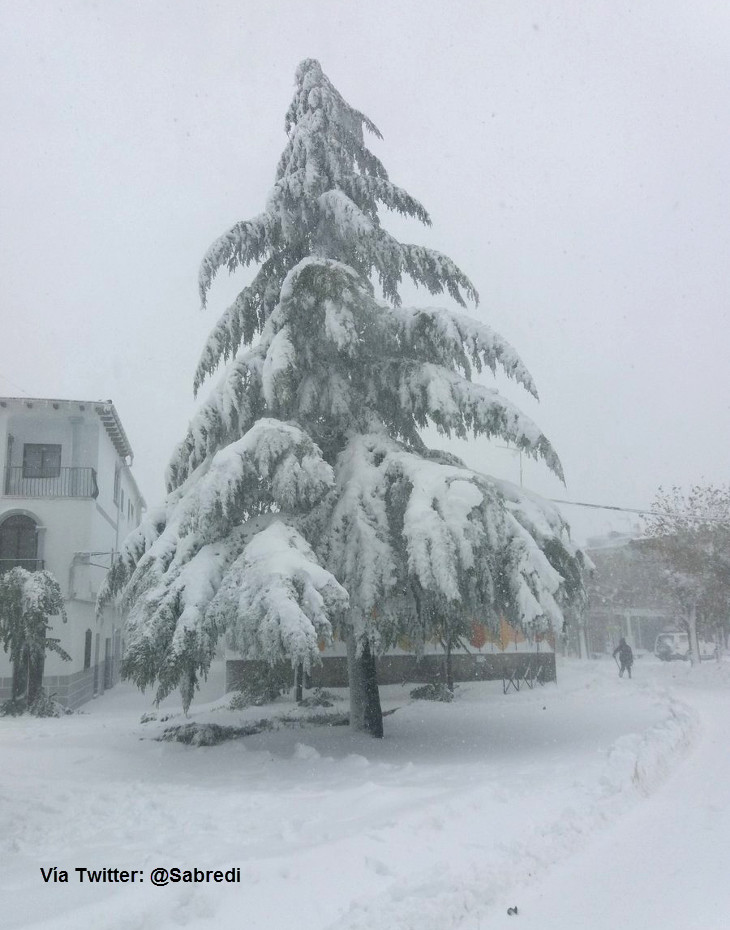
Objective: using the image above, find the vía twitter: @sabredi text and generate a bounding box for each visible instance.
[40,866,241,886]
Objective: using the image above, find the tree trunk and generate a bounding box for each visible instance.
[11,655,26,701]
[444,639,454,692]
[295,663,303,703]
[579,622,590,660]
[687,603,701,667]
[28,653,44,704]
[11,642,48,705]
[346,633,383,738]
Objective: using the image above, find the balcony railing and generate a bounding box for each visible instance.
[0,558,45,574]
[3,467,99,499]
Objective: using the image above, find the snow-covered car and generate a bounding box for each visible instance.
[654,631,716,661]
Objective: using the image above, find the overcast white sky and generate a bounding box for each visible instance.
[1,0,728,544]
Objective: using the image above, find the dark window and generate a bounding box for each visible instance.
[113,465,121,504]
[23,444,61,478]
[0,514,38,571]
[84,629,92,670]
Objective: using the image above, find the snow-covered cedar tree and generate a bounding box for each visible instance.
[99,59,583,732]
[0,567,69,706]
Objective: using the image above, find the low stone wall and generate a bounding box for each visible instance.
[0,662,113,710]
[43,666,99,710]
[227,651,556,692]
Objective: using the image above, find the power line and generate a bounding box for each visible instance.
[496,446,658,516]
[0,372,32,397]
[550,497,730,525]
[549,498,660,517]
[496,445,653,515]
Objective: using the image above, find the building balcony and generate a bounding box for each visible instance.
[3,466,99,500]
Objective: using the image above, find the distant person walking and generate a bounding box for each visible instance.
[613,638,634,678]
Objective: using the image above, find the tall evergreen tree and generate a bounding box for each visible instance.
[100,60,583,733]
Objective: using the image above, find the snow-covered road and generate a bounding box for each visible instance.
[479,678,730,930]
[1,657,727,930]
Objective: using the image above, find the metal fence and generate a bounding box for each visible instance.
[3,467,98,499]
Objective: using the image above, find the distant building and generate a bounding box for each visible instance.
[584,532,673,655]
[0,397,145,708]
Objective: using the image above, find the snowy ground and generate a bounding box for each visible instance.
[2,656,728,930]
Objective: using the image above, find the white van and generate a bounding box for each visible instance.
[654,631,716,661]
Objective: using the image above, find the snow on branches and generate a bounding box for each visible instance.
[389,305,538,394]
[100,421,339,708]
[109,59,583,713]
[322,434,566,641]
[193,58,475,388]
[199,213,279,307]
[316,190,477,305]
[177,419,335,540]
[168,347,267,490]
[116,516,345,710]
[175,257,562,491]
[208,522,347,670]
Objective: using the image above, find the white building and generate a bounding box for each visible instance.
[0,397,145,708]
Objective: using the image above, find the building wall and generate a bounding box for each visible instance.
[93,431,141,553]
[4,409,100,474]
[227,649,556,692]
[0,399,143,709]
[585,537,675,655]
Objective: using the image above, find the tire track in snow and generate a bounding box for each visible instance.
[328,690,698,930]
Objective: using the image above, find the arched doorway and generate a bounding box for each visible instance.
[0,513,40,573]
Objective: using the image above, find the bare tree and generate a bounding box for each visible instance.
[643,485,730,664]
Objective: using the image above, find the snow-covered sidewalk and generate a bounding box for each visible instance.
[0,657,723,930]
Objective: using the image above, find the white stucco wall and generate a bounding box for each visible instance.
[0,398,144,705]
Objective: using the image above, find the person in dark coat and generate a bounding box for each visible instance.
[613,638,634,678]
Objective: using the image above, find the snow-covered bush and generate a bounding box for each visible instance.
[298,688,340,708]
[0,689,72,718]
[0,567,69,709]
[409,682,455,703]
